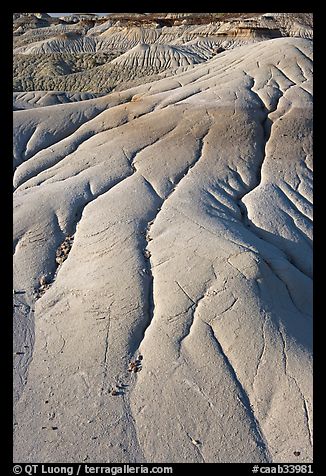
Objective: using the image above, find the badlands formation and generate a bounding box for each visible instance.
[13,13,313,463]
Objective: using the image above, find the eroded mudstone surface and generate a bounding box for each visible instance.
[13,18,313,464]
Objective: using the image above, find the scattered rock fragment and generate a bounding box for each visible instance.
[56,235,74,265]
[144,250,151,259]
[128,357,143,373]
[191,438,201,446]
[36,274,52,298]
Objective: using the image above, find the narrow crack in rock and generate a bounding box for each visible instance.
[252,313,268,388]
[100,317,111,396]
[278,325,313,447]
[262,258,310,318]
[206,322,272,462]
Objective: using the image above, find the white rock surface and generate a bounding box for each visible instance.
[13,91,105,110]
[13,36,313,463]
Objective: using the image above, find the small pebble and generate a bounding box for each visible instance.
[191,438,201,446]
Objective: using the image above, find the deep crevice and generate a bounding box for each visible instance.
[129,128,211,358]
[237,75,281,229]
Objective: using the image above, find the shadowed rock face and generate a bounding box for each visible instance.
[13,12,312,465]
